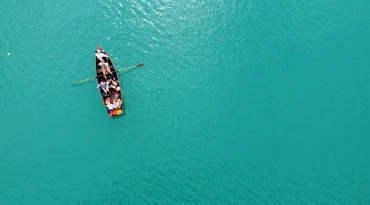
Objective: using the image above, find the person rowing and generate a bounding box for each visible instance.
[98,60,113,79]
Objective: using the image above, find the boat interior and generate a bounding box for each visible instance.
[95,51,124,115]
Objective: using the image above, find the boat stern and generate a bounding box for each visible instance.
[109,108,124,117]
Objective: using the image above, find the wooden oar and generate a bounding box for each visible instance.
[71,64,144,86]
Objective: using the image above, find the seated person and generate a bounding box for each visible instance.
[106,99,121,111]
[106,73,118,82]
[98,60,112,79]
[97,80,116,93]
[107,78,118,90]
[106,75,117,85]
[106,101,116,111]
[97,80,108,93]
[112,99,122,109]
[106,75,120,90]
[105,97,111,105]
[111,90,120,100]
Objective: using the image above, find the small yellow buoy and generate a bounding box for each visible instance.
[7,53,10,56]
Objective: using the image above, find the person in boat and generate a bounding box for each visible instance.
[106,78,118,89]
[106,99,121,110]
[109,76,118,85]
[105,98,122,111]
[112,99,122,109]
[105,74,121,90]
[98,60,109,68]
[112,89,120,100]
[97,80,109,93]
[105,97,111,105]
[97,80,115,94]
[106,101,116,111]
[98,60,113,79]
[105,72,117,82]
[96,50,109,61]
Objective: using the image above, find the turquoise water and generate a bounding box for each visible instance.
[1,0,370,204]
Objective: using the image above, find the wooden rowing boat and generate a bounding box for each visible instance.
[95,45,124,117]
